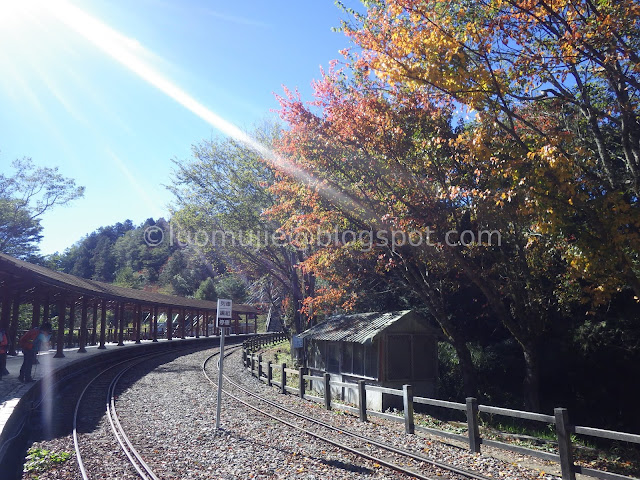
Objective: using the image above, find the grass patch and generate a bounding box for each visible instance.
[249,339,299,388]
[24,447,72,475]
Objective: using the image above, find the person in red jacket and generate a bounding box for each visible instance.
[18,322,52,383]
[0,328,9,378]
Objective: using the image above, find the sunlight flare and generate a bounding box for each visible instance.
[35,0,364,216]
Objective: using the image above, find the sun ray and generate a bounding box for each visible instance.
[36,0,368,218]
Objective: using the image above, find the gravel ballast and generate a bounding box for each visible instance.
[22,343,563,479]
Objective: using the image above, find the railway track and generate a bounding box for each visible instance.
[203,348,492,480]
[73,351,167,480]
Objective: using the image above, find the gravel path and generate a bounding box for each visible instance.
[21,343,563,479]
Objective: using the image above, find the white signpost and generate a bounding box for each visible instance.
[215,299,232,431]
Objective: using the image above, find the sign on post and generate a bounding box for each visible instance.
[215,299,232,431]
[217,298,232,326]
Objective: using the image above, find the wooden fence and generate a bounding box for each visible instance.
[242,346,640,480]
[242,332,288,354]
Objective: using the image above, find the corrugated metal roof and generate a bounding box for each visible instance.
[297,310,412,344]
[0,253,257,313]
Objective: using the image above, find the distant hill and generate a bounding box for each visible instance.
[38,217,246,302]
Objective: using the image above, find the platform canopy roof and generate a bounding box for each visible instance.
[297,310,436,345]
[0,252,256,314]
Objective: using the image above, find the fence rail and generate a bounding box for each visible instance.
[242,332,287,353]
[242,345,640,480]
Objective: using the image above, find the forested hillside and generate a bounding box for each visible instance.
[43,218,247,303]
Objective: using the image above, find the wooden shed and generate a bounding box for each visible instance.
[297,310,439,411]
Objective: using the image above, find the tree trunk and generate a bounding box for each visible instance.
[289,260,304,334]
[522,342,541,412]
[452,340,478,399]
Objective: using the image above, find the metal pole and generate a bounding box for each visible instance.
[215,327,226,431]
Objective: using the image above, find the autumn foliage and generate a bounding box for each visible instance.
[258,0,640,412]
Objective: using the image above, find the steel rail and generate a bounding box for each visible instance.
[73,352,166,480]
[202,349,491,480]
[106,359,162,480]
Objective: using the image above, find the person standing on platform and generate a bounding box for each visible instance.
[18,322,52,383]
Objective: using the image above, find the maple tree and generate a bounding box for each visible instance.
[271,69,505,398]
[271,22,639,407]
[341,0,640,302]
[286,0,640,410]
[163,0,640,411]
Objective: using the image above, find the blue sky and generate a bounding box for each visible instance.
[0,0,362,255]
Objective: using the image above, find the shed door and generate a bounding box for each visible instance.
[327,343,340,373]
[412,335,436,380]
[386,334,412,381]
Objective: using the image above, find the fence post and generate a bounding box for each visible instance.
[299,367,306,398]
[258,354,263,380]
[281,363,286,394]
[555,408,576,480]
[251,355,256,377]
[403,384,414,434]
[358,380,367,423]
[267,361,272,386]
[324,373,331,410]
[466,397,481,453]
[242,348,247,367]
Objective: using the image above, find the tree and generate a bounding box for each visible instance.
[214,274,248,303]
[271,69,492,397]
[323,0,640,411]
[272,58,591,409]
[114,266,143,289]
[0,158,84,258]
[169,123,315,333]
[91,235,117,282]
[195,277,217,301]
[70,245,92,278]
[342,0,640,302]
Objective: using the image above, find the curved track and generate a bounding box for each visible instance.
[73,351,173,480]
[203,348,492,480]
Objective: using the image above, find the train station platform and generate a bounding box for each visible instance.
[0,341,147,436]
[0,335,250,467]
